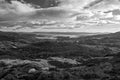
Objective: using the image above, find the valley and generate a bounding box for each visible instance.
[0,31,119,80]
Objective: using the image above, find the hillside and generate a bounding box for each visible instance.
[0,31,119,80]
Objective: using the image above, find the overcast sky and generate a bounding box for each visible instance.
[1,0,120,32]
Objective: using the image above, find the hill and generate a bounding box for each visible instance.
[0,31,118,59]
[0,31,120,80]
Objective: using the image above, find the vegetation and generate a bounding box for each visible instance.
[0,31,119,80]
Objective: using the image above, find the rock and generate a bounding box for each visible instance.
[1,78,5,80]
[4,74,18,80]
[42,67,49,71]
[28,68,37,73]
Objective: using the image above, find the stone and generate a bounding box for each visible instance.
[28,68,37,73]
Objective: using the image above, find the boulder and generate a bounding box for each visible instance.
[28,68,37,73]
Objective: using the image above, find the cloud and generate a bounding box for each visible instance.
[0,0,35,14]
[0,0,79,22]
[87,0,120,12]
[1,0,120,32]
[84,0,104,9]
[0,0,36,23]
[57,0,96,11]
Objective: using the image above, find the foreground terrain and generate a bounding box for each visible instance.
[0,31,120,80]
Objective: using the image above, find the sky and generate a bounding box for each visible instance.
[1,0,120,32]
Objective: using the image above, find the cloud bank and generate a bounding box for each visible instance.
[1,0,120,32]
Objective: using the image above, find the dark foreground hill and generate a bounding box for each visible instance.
[0,31,120,80]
